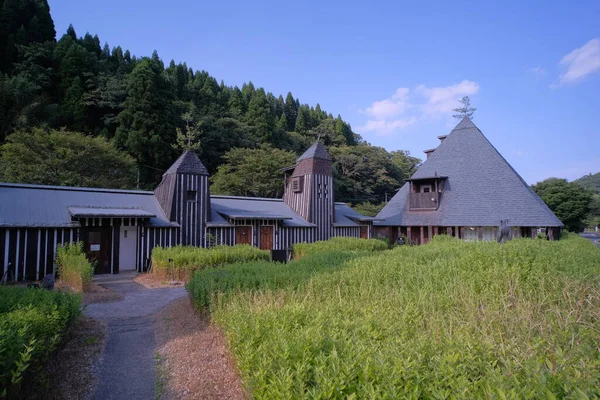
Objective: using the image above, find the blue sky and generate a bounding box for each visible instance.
[48,0,600,184]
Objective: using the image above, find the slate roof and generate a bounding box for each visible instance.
[297,142,332,161]
[165,150,208,175]
[0,183,176,228]
[210,195,316,227]
[376,118,563,227]
[334,203,382,227]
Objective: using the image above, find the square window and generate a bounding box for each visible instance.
[187,190,197,201]
[292,177,303,192]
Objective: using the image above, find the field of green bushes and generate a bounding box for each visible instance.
[151,244,269,281]
[0,287,80,398]
[189,235,600,398]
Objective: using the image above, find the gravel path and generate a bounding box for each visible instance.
[85,272,186,400]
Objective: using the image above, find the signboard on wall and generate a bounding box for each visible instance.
[90,244,100,251]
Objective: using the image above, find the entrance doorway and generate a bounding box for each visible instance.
[236,226,252,245]
[360,226,368,239]
[119,227,137,271]
[259,226,273,250]
[83,227,111,274]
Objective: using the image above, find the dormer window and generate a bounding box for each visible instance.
[407,175,447,211]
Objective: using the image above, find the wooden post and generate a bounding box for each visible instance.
[456,226,460,239]
[446,227,452,236]
[477,227,483,241]
[407,227,412,244]
[420,226,424,245]
[433,226,438,236]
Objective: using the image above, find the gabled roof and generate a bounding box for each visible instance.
[334,203,382,227]
[0,183,176,228]
[376,118,563,227]
[165,150,209,175]
[297,142,332,162]
[210,195,315,227]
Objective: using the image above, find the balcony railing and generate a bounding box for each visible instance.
[409,192,439,210]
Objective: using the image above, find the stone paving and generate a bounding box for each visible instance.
[85,272,186,400]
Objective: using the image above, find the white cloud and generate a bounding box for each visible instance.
[528,66,547,80]
[363,88,410,119]
[556,38,600,85]
[357,81,480,136]
[358,117,417,136]
[416,80,480,117]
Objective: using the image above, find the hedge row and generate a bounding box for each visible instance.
[0,287,80,398]
[151,245,270,281]
[293,237,388,259]
[55,242,94,292]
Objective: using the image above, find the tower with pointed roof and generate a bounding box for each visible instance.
[283,142,335,240]
[154,150,210,246]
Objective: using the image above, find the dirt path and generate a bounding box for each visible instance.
[155,297,246,400]
[84,272,186,400]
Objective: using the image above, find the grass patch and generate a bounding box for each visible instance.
[294,237,388,259]
[151,244,270,281]
[192,234,600,398]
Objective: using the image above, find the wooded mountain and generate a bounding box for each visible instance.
[574,172,600,194]
[0,0,420,205]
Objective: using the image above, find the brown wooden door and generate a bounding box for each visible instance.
[259,226,274,250]
[360,226,368,239]
[84,227,111,274]
[236,226,252,245]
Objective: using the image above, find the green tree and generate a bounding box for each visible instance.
[330,145,403,204]
[352,202,385,217]
[390,150,421,181]
[211,146,296,198]
[115,57,176,186]
[173,111,201,151]
[0,128,136,188]
[452,96,476,120]
[532,178,593,233]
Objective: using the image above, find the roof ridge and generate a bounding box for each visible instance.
[0,182,153,195]
[210,195,284,202]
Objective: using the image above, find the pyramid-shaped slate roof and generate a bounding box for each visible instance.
[297,142,332,161]
[165,150,208,175]
[376,118,563,227]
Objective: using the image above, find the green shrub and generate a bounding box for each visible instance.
[0,287,80,398]
[55,242,94,292]
[151,244,270,281]
[293,237,388,259]
[200,234,600,398]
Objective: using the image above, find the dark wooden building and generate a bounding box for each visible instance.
[373,118,563,244]
[0,143,376,281]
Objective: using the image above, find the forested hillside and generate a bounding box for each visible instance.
[574,172,600,194]
[0,0,420,206]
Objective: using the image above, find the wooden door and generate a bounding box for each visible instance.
[236,226,252,245]
[259,226,274,250]
[359,226,368,239]
[84,227,111,274]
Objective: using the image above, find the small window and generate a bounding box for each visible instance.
[187,190,197,201]
[421,185,431,193]
[292,177,302,193]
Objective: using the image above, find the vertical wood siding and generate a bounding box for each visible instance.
[173,173,208,247]
[1,227,80,282]
[333,227,360,238]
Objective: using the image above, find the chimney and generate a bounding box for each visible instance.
[423,148,436,159]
